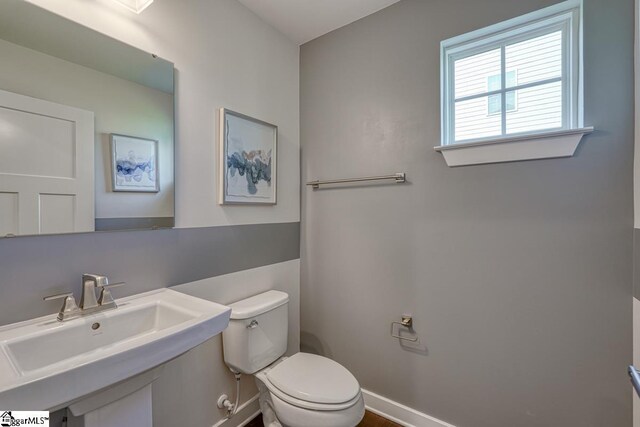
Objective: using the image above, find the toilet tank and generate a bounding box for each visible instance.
[222,290,289,374]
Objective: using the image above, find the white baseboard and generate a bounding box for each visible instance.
[362,389,456,427]
[212,389,454,427]
[212,394,261,427]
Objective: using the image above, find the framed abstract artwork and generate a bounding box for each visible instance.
[110,134,160,193]
[218,108,277,205]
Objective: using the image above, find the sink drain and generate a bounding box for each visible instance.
[91,322,101,330]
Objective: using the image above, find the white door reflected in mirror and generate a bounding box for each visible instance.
[0,90,94,236]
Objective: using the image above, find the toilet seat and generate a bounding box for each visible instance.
[267,353,360,404]
[256,354,362,412]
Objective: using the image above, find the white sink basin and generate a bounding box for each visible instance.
[0,288,231,410]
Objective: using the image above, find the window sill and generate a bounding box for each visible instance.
[434,127,594,167]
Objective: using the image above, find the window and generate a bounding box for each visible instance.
[488,71,517,115]
[440,0,584,147]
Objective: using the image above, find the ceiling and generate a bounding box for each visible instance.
[237,0,402,45]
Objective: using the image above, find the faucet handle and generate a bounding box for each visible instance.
[97,281,125,289]
[44,292,80,321]
[43,292,74,301]
[97,282,125,307]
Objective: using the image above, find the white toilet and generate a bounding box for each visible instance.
[222,290,365,427]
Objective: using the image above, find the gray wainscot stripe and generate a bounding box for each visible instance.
[635,228,640,300]
[95,217,175,231]
[0,222,300,327]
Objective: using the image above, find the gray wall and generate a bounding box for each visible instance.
[300,1,634,426]
[0,222,299,327]
[634,230,640,300]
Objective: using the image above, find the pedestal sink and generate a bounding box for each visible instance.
[0,288,231,426]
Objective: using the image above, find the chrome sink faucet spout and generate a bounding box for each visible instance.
[81,273,107,309]
[44,274,126,321]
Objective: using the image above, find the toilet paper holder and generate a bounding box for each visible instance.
[391,315,418,342]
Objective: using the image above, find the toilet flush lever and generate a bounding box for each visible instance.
[247,320,259,329]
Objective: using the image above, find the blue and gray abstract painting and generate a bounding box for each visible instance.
[227,149,272,195]
[116,150,156,183]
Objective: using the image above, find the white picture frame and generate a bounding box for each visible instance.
[217,108,277,205]
[110,134,160,193]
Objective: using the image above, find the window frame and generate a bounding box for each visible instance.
[440,0,582,147]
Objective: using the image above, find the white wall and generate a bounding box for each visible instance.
[17,1,300,426]
[25,0,300,228]
[0,38,174,220]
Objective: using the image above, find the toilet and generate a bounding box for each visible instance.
[222,290,365,427]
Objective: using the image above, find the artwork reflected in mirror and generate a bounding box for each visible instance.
[111,135,160,193]
[0,0,174,237]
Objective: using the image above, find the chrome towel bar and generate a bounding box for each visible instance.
[306,172,406,189]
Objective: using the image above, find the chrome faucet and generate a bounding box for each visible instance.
[44,274,125,321]
[81,274,107,310]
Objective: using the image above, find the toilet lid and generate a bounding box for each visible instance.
[266,353,360,404]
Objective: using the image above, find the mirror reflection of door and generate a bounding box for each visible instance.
[0,90,94,236]
[0,0,175,237]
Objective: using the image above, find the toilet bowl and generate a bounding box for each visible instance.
[254,353,365,427]
[222,291,365,427]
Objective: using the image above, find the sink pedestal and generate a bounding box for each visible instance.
[68,385,152,427]
[66,368,161,427]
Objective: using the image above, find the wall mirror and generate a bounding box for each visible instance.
[0,0,175,237]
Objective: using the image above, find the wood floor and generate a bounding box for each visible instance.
[243,415,264,427]
[244,410,402,427]
[357,411,403,426]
